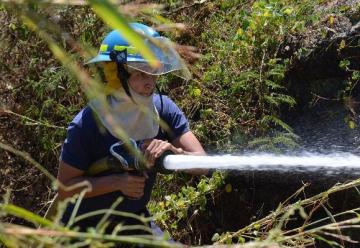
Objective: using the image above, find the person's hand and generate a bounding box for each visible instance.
[141,139,184,168]
[115,173,146,199]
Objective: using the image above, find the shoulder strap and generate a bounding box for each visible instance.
[155,88,169,140]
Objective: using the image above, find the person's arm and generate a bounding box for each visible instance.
[142,131,208,175]
[57,160,146,200]
[151,96,208,175]
[171,131,206,156]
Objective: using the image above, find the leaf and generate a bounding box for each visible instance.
[322,205,337,227]
[211,233,220,242]
[260,115,293,133]
[339,40,346,50]
[224,184,232,193]
[191,87,201,97]
[236,28,244,36]
[348,120,356,129]
[314,235,342,247]
[283,8,294,15]
[265,93,296,107]
[352,71,360,81]
[339,59,350,70]
[264,79,284,90]
[1,204,56,228]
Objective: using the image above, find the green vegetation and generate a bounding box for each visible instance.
[148,171,224,239]
[161,0,318,152]
[339,58,360,129]
[0,0,359,247]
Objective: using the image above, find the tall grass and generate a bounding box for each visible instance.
[0,0,181,247]
[1,139,359,247]
[1,0,359,247]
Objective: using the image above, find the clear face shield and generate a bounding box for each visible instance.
[126,37,192,81]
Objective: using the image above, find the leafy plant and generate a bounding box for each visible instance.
[339,58,360,129]
[165,0,324,150]
[149,171,224,237]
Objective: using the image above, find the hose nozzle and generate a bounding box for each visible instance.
[87,141,175,175]
[154,150,174,174]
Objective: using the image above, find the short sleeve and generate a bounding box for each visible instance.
[60,109,95,171]
[159,96,190,141]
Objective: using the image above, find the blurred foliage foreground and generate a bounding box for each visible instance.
[0,0,360,247]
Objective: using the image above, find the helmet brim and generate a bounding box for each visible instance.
[85,54,112,64]
[126,37,192,80]
[86,37,192,80]
[86,54,149,65]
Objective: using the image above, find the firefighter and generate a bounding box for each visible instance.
[56,23,206,235]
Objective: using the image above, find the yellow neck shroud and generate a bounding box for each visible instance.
[104,62,122,92]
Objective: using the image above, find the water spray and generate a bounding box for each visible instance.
[88,140,360,176]
[79,138,360,176]
[157,153,360,175]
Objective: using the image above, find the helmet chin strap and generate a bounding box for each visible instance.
[109,50,132,99]
[117,63,132,98]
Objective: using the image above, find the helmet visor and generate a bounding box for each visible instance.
[127,37,192,81]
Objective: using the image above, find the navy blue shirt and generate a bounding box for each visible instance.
[60,94,189,226]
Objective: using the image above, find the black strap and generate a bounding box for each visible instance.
[156,85,169,140]
[156,85,164,117]
[109,50,131,98]
[117,63,131,98]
